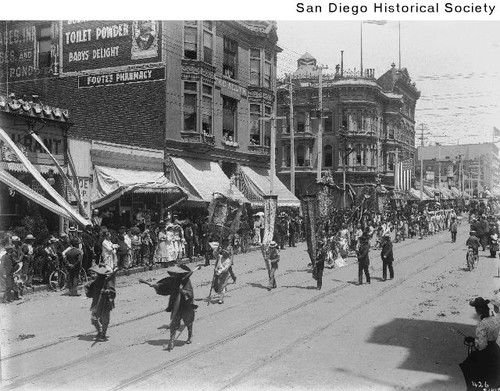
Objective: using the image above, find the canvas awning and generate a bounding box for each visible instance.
[169,157,248,203]
[410,188,430,200]
[0,169,73,219]
[0,161,59,174]
[450,187,462,198]
[92,165,191,209]
[238,165,300,208]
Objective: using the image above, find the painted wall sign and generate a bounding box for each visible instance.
[78,66,165,88]
[0,128,66,165]
[62,20,161,73]
[215,76,248,99]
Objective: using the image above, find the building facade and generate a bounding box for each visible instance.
[416,143,500,197]
[0,20,298,227]
[276,53,420,199]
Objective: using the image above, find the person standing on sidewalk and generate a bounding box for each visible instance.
[357,235,371,285]
[212,238,233,304]
[64,238,83,296]
[380,234,394,281]
[1,245,18,303]
[449,216,458,243]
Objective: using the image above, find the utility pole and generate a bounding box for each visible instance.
[260,113,285,195]
[316,65,328,181]
[394,148,399,189]
[417,124,429,201]
[289,74,295,196]
[438,145,441,191]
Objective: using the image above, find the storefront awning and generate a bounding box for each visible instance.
[92,165,191,209]
[0,169,73,219]
[238,165,300,208]
[169,157,248,203]
[0,161,59,174]
[410,188,430,200]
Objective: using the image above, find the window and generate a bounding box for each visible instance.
[183,82,197,132]
[324,116,333,132]
[223,37,238,79]
[250,49,261,86]
[263,51,272,88]
[222,96,237,142]
[203,30,213,63]
[250,104,261,145]
[202,85,213,134]
[297,112,305,132]
[341,110,348,130]
[388,125,395,139]
[37,24,52,68]
[184,21,197,60]
[283,145,291,167]
[388,153,394,171]
[264,106,271,146]
[324,145,333,167]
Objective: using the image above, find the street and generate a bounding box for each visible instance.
[1,223,499,391]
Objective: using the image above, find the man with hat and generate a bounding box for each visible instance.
[81,225,96,271]
[314,237,327,290]
[64,238,83,296]
[356,234,371,285]
[85,263,117,341]
[380,233,394,281]
[20,234,35,286]
[212,238,234,303]
[1,244,18,302]
[449,216,458,243]
[265,241,280,291]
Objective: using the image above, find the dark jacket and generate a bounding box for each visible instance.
[381,239,394,263]
[357,242,370,266]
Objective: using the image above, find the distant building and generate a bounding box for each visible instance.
[416,143,500,197]
[276,53,420,199]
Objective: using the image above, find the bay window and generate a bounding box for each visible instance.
[183,81,197,132]
[250,104,261,145]
[250,49,261,86]
[184,21,197,60]
[222,96,237,142]
[223,37,238,79]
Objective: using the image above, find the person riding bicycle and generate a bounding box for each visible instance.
[466,231,480,258]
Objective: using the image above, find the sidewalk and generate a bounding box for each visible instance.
[21,243,265,296]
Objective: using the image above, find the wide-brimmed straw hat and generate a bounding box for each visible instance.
[269,241,278,248]
[90,263,115,276]
[166,264,192,277]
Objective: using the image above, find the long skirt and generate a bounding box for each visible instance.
[459,342,500,390]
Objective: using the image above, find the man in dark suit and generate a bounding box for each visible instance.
[381,234,394,281]
[357,234,371,285]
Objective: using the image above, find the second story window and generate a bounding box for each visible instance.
[37,23,52,68]
[183,81,198,132]
[222,96,237,142]
[297,112,305,132]
[184,21,197,60]
[202,84,213,134]
[250,49,261,86]
[223,37,237,79]
[264,106,271,146]
[250,104,261,145]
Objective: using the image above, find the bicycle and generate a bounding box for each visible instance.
[48,262,67,291]
[466,246,478,271]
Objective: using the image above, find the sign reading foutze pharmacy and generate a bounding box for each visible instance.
[62,21,161,73]
[78,67,165,88]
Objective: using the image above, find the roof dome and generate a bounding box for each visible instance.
[294,52,320,77]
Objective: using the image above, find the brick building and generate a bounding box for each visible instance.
[277,53,420,201]
[0,20,299,227]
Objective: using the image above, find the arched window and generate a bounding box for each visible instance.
[324,145,333,167]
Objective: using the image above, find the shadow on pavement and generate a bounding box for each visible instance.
[366,317,475,388]
[249,282,270,290]
[77,334,97,342]
[281,285,317,290]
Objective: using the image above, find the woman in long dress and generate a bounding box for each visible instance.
[101,231,118,269]
[154,226,169,263]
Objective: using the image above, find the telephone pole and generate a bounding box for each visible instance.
[417,124,429,201]
[289,73,295,196]
[316,65,328,181]
[260,113,285,195]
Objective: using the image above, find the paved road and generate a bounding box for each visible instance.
[1,223,499,391]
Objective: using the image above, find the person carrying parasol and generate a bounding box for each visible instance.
[140,264,200,351]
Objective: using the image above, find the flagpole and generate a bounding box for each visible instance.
[398,21,401,69]
[360,21,363,77]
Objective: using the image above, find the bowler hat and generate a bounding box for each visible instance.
[269,241,278,248]
[25,234,35,240]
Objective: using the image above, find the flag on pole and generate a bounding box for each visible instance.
[494,126,500,137]
[396,160,412,191]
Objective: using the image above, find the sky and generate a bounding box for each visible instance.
[276,21,500,148]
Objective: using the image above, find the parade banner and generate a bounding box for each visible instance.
[301,194,318,266]
[207,192,243,240]
[260,194,278,273]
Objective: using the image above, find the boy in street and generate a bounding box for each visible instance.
[266,241,280,291]
[449,216,458,243]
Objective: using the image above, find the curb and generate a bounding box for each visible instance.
[21,244,267,297]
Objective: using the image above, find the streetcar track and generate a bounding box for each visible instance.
[1,231,458,390]
[110,236,454,391]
